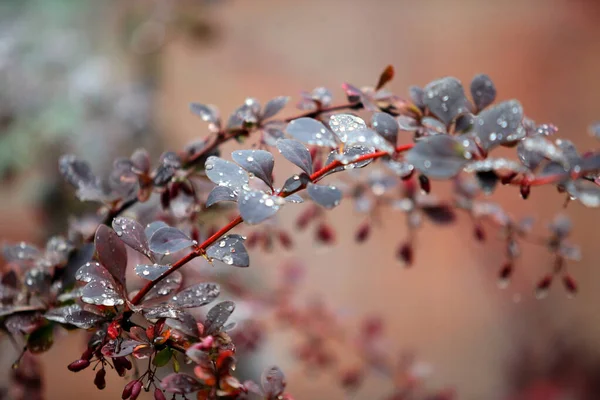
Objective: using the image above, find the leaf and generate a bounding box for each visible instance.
[325,145,374,173]
[148,227,195,255]
[145,271,183,301]
[409,86,425,109]
[112,217,150,258]
[470,74,496,110]
[521,137,568,167]
[44,304,104,329]
[204,156,249,193]
[135,264,171,281]
[143,304,183,320]
[473,100,524,150]
[206,234,249,267]
[372,112,399,144]
[276,139,313,174]
[262,96,289,120]
[3,242,40,263]
[59,154,104,202]
[375,65,395,90]
[405,135,469,179]
[423,77,470,126]
[204,301,235,335]
[190,103,220,125]
[307,183,342,209]
[328,114,367,144]
[171,283,220,308]
[206,186,238,207]
[81,280,125,307]
[464,158,528,174]
[153,347,173,367]
[161,373,203,394]
[166,312,199,337]
[94,225,127,287]
[232,149,275,187]
[285,117,337,147]
[284,194,304,203]
[565,180,600,208]
[261,366,286,398]
[238,190,284,225]
[101,339,140,358]
[281,173,311,194]
[145,221,169,242]
[27,323,54,354]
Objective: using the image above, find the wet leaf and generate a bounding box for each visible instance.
[286,117,337,147]
[44,304,104,329]
[206,234,249,267]
[190,103,220,125]
[326,145,374,171]
[473,100,524,150]
[232,149,275,187]
[470,74,496,110]
[276,139,313,174]
[239,190,284,225]
[204,156,249,193]
[135,264,171,281]
[307,183,342,209]
[144,271,183,301]
[153,347,173,367]
[94,225,127,287]
[27,323,54,354]
[328,114,367,143]
[405,135,468,179]
[161,373,203,394]
[148,227,195,255]
[145,221,169,242]
[112,217,150,258]
[262,96,289,120]
[59,155,104,202]
[81,280,125,307]
[101,339,140,358]
[206,186,238,207]
[204,301,235,335]
[372,112,399,144]
[261,366,286,398]
[171,283,220,308]
[3,242,40,263]
[423,77,470,126]
[565,180,600,208]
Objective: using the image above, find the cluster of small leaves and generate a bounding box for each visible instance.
[1,65,599,399]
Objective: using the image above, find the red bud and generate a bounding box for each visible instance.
[80,347,94,361]
[355,222,371,243]
[154,388,167,400]
[278,231,293,249]
[397,242,413,266]
[67,359,90,372]
[473,224,486,242]
[316,223,335,244]
[418,174,431,194]
[130,381,143,400]
[94,368,106,390]
[562,275,578,297]
[520,184,530,199]
[122,380,137,399]
[498,262,513,289]
[535,274,553,299]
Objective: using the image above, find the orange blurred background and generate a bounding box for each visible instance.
[1,1,600,399]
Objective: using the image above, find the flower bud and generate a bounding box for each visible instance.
[396,242,413,266]
[122,380,136,399]
[355,222,371,243]
[94,368,106,390]
[418,174,431,194]
[80,347,94,361]
[67,359,90,372]
[316,223,335,244]
[278,231,293,249]
[130,381,143,400]
[520,184,530,199]
[535,274,553,299]
[562,274,578,297]
[473,223,485,242]
[154,388,167,400]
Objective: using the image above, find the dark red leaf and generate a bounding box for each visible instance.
[95,225,128,287]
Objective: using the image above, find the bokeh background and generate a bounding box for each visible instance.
[1,0,600,399]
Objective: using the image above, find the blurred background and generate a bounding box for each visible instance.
[1,0,600,399]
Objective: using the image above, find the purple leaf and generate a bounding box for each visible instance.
[474,100,524,150]
[148,227,195,255]
[206,186,238,207]
[276,139,313,175]
[261,366,286,398]
[206,234,249,267]
[232,149,275,187]
[144,271,183,301]
[307,183,342,209]
[144,221,169,242]
[470,74,496,111]
[372,112,399,144]
[190,103,220,125]
[238,190,284,225]
[135,264,170,281]
[94,225,127,287]
[285,117,337,147]
[423,77,471,126]
[44,304,104,329]
[101,339,140,358]
[405,135,468,179]
[171,283,220,308]
[112,217,150,258]
[204,300,235,335]
[262,96,289,120]
[81,280,125,307]
[204,156,249,193]
[161,373,203,394]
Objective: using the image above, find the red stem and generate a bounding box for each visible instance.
[130,143,414,305]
